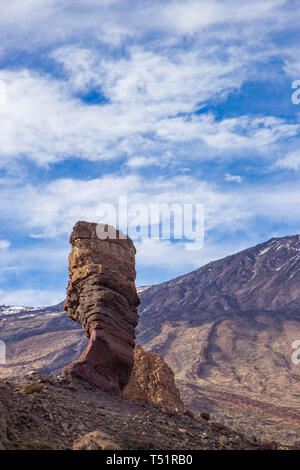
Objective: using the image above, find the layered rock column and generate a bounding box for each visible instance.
[62,221,140,394]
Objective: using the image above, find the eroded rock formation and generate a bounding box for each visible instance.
[62,221,139,394]
[123,345,184,411]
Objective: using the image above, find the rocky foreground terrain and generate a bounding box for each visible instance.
[0,372,275,450]
[1,232,300,446]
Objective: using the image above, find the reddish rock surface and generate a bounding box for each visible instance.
[123,345,184,411]
[62,221,139,393]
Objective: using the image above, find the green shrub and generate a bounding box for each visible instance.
[25,440,56,450]
[219,435,227,448]
[21,382,43,395]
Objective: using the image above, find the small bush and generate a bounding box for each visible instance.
[200,412,210,421]
[21,382,43,395]
[25,440,56,450]
[219,435,228,448]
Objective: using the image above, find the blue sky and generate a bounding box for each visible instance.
[0,0,300,306]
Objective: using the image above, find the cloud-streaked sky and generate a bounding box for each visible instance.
[0,0,300,306]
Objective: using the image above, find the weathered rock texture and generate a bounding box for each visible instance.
[0,400,7,450]
[0,373,273,450]
[62,221,140,393]
[73,431,122,450]
[124,345,184,411]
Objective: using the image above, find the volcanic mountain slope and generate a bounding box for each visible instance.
[136,234,300,445]
[0,302,86,377]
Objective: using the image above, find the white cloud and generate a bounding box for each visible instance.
[0,244,69,291]
[0,240,10,249]
[224,173,243,183]
[1,173,300,241]
[274,151,300,170]
[0,288,64,307]
[0,66,297,169]
[155,114,299,153]
[160,0,286,33]
[0,1,121,52]
[0,0,297,170]
[52,44,247,113]
[0,69,127,166]
[135,236,257,273]
[126,156,161,168]
[0,0,289,53]
[0,175,142,237]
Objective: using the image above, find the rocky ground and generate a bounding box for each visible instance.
[0,372,276,451]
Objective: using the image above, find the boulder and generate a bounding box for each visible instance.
[73,431,123,450]
[123,345,184,411]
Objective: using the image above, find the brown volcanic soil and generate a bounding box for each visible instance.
[0,373,268,450]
